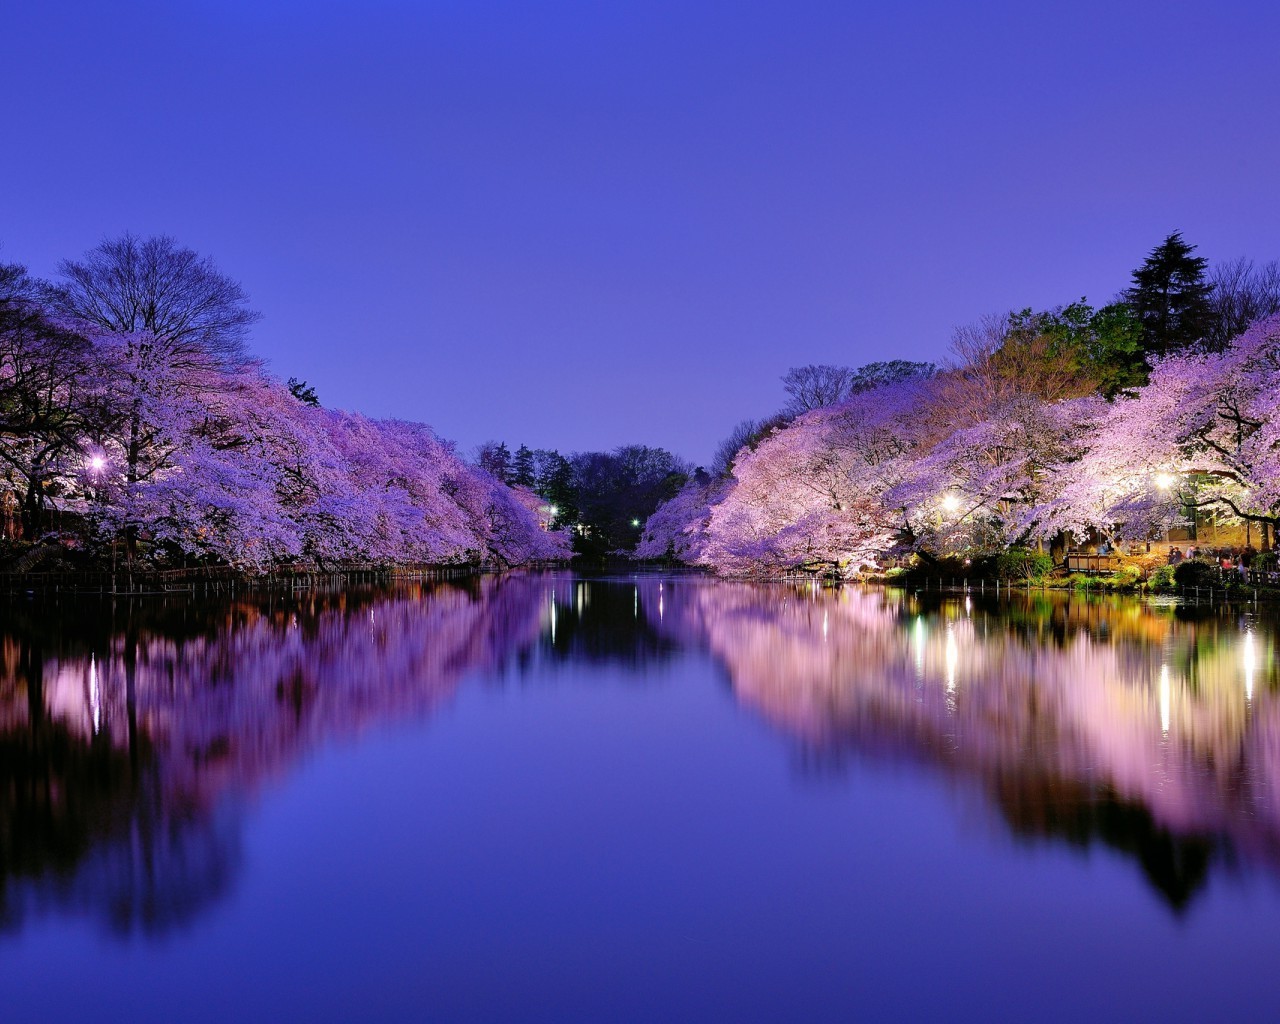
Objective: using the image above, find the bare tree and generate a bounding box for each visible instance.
[711,419,761,476]
[711,415,789,476]
[53,234,260,370]
[781,364,857,413]
[1206,257,1280,350]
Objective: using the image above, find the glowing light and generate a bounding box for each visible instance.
[88,654,101,735]
[822,609,829,640]
[1159,664,1171,734]
[631,518,641,528]
[547,505,559,517]
[941,493,961,513]
[1244,630,1257,702]
[1154,473,1175,490]
[945,624,958,694]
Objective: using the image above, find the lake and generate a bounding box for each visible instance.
[2,571,1279,1022]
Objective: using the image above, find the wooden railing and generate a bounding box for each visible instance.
[1063,553,1125,574]
[0,563,481,594]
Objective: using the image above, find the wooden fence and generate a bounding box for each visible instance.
[0,563,480,596]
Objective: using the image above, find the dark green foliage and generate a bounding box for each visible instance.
[568,445,689,556]
[533,450,578,526]
[511,444,536,488]
[1124,232,1212,357]
[1173,560,1218,588]
[995,547,1055,582]
[1017,300,1148,397]
[847,359,937,394]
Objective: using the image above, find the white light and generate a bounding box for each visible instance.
[1244,630,1257,702]
[547,505,559,516]
[89,455,106,471]
[1159,664,1171,734]
[941,494,961,513]
[1155,473,1175,490]
[945,624,958,694]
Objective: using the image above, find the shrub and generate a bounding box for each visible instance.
[1148,565,1176,590]
[1173,560,1218,589]
[995,547,1055,583]
[1104,565,1142,589]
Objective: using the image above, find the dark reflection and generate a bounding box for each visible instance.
[2,572,1279,932]
[535,574,681,670]
[0,575,556,935]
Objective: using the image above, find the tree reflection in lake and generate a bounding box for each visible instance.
[651,581,1280,909]
[1,572,1278,935]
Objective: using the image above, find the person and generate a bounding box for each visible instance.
[1169,547,1182,564]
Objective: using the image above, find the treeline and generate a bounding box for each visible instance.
[0,235,568,571]
[640,232,1280,576]
[475,441,690,558]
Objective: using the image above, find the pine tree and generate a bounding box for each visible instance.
[477,441,512,482]
[1124,231,1212,357]
[512,444,536,488]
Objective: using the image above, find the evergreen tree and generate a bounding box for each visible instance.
[477,441,512,482]
[1124,232,1212,357]
[535,451,578,527]
[511,444,536,488]
[286,377,320,406]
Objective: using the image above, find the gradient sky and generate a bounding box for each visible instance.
[3,1,1278,465]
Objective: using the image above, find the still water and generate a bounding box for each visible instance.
[2,571,1279,1022]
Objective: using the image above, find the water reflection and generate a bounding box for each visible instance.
[652,581,1280,910]
[1,573,1278,933]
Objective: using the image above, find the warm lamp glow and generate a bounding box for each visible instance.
[1154,473,1175,490]
[941,494,961,513]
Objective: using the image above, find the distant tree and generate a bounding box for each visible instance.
[781,364,858,413]
[569,445,690,555]
[476,441,512,482]
[53,233,260,371]
[534,450,578,526]
[511,444,536,488]
[1123,232,1212,357]
[286,377,320,406]
[1206,258,1280,351]
[847,360,937,394]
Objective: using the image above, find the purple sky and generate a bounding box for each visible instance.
[3,1,1278,465]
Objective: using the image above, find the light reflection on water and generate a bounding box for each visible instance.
[2,572,1280,1019]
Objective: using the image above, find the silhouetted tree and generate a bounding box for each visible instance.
[1124,232,1212,357]
[511,444,536,488]
[286,377,320,406]
[1206,257,1280,351]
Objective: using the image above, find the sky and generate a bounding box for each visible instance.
[3,0,1278,466]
